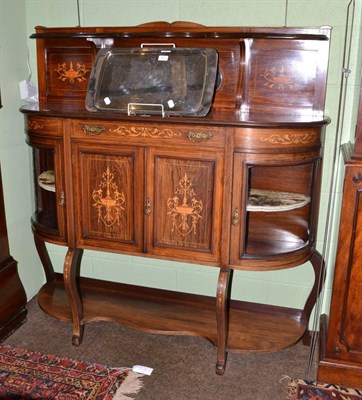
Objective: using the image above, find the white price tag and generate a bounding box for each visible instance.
[132,365,153,375]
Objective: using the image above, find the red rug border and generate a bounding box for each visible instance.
[287,378,362,400]
[0,343,134,400]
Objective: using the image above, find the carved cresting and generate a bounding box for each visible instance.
[92,165,125,228]
[167,173,203,237]
[55,61,89,84]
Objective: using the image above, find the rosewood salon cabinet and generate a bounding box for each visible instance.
[318,74,362,388]
[22,22,331,374]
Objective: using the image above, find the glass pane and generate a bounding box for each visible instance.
[32,147,58,231]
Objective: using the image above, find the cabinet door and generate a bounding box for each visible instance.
[73,143,144,253]
[325,164,362,365]
[29,138,67,242]
[230,152,321,269]
[145,148,223,263]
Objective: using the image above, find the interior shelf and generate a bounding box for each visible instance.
[247,189,311,212]
[245,237,307,257]
[38,274,307,353]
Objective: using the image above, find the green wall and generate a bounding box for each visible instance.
[0,0,44,298]
[1,0,361,323]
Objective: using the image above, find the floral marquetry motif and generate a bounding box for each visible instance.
[109,126,181,138]
[260,132,318,145]
[167,173,203,237]
[28,120,44,130]
[55,61,89,84]
[260,65,296,90]
[92,166,126,229]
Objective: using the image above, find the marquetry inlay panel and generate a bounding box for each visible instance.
[92,165,126,229]
[77,152,136,242]
[234,128,320,150]
[26,117,62,135]
[151,154,216,252]
[260,65,297,91]
[55,61,89,84]
[167,173,203,237]
[47,49,93,98]
[259,132,318,145]
[109,126,182,138]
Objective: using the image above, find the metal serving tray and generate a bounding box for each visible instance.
[85,46,218,117]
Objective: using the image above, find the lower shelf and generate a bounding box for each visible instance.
[38,274,307,353]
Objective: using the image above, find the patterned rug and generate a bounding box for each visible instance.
[0,344,144,399]
[286,378,362,400]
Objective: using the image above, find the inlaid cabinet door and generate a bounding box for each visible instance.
[73,143,144,253]
[145,148,223,263]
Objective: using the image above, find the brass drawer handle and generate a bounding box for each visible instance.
[145,198,151,215]
[232,208,239,226]
[187,131,213,142]
[58,191,65,207]
[81,125,106,135]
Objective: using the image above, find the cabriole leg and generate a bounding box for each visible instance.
[216,268,232,375]
[301,250,325,345]
[63,247,84,346]
[33,233,55,283]
[302,250,325,323]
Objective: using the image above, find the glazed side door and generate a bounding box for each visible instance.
[145,147,224,264]
[230,150,321,270]
[26,118,67,244]
[72,141,144,253]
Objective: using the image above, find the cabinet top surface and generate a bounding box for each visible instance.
[20,103,330,128]
[31,23,331,38]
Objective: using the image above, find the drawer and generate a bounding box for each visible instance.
[26,116,63,136]
[234,127,322,152]
[70,120,227,148]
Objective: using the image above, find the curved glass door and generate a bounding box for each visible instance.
[31,144,65,240]
[230,153,321,268]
